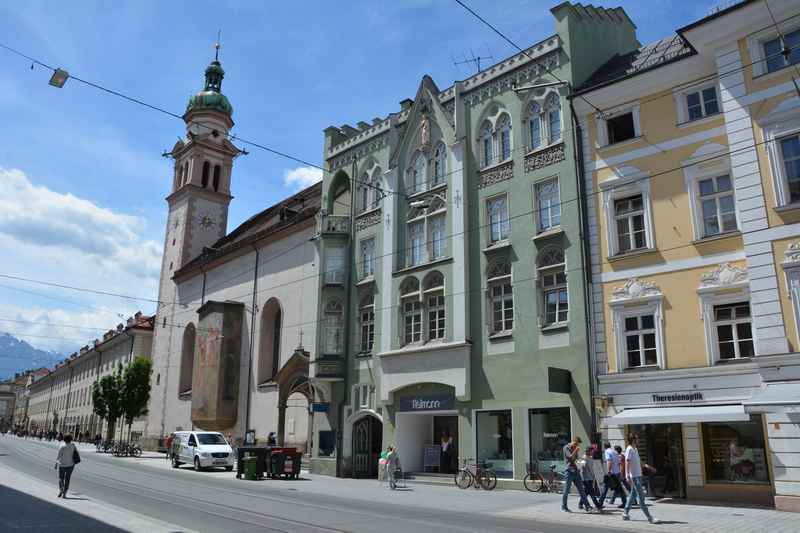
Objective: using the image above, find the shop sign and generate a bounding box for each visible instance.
[398,393,455,412]
[651,392,704,403]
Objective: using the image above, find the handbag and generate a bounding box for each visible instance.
[73,447,81,465]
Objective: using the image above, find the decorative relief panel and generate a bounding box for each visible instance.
[699,263,748,290]
[330,136,389,171]
[524,143,565,173]
[355,209,381,231]
[463,52,559,107]
[478,160,514,189]
[784,242,800,266]
[611,278,662,303]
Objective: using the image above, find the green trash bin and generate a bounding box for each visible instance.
[243,456,258,481]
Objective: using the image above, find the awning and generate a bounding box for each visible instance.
[609,405,750,425]
[744,383,800,407]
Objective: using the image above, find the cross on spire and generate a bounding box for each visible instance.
[214,30,221,61]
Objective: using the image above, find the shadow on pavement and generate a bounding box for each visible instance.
[0,485,126,532]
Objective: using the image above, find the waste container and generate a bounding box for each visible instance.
[242,456,258,481]
[269,447,301,479]
[236,446,269,479]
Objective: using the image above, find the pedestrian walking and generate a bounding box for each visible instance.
[561,435,586,512]
[267,432,277,447]
[578,449,604,512]
[55,434,80,498]
[599,442,627,508]
[622,434,659,524]
[386,446,399,490]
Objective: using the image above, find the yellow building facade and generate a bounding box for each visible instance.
[574,0,800,511]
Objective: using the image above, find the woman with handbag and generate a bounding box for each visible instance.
[55,434,80,498]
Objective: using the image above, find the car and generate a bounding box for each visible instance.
[171,431,234,472]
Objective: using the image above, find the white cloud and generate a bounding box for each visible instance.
[0,167,161,353]
[283,166,323,191]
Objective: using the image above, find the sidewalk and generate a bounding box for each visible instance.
[0,461,195,533]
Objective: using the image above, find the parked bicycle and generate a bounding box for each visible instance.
[112,441,143,457]
[523,462,560,492]
[454,457,497,490]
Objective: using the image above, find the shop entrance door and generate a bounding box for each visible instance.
[352,415,382,478]
[630,423,686,498]
[433,416,458,473]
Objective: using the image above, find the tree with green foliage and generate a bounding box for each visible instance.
[98,369,124,441]
[91,380,107,437]
[121,357,152,441]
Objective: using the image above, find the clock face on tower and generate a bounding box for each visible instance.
[198,212,216,230]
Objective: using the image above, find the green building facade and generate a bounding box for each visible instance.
[309,2,640,483]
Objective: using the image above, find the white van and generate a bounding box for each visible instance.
[171,431,234,472]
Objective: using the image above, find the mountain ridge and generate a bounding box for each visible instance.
[0,332,64,380]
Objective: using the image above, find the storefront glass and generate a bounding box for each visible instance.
[529,407,570,471]
[476,410,513,478]
[701,414,769,484]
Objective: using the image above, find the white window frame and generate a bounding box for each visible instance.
[596,103,641,148]
[527,102,543,151]
[487,193,511,244]
[323,299,344,354]
[782,243,800,349]
[480,121,494,169]
[426,289,446,341]
[359,237,375,279]
[407,218,426,267]
[533,176,561,233]
[697,266,751,366]
[674,82,721,125]
[760,105,800,207]
[545,92,562,145]
[600,169,655,257]
[325,245,346,284]
[409,152,428,195]
[433,142,447,186]
[683,156,738,240]
[748,23,800,78]
[359,295,375,353]
[402,297,423,345]
[537,248,568,327]
[487,261,514,336]
[428,212,446,260]
[610,291,665,372]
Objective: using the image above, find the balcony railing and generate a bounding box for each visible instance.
[314,356,344,381]
[316,212,351,235]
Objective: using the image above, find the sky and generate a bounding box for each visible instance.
[0,0,720,363]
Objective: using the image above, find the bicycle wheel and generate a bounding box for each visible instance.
[454,469,473,489]
[480,469,497,491]
[523,473,543,492]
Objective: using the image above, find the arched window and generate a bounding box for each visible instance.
[412,152,427,194]
[546,93,561,143]
[424,271,446,340]
[487,259,513,334]
[498,114,512,161]
[258,298,282,384]
[528,102,542,150]
[481,121,494,168]
[537,247,567,326]
[433,142,447,185]
[324,299,344,354]
[179,323,196,395]
[212,165,221,192]
[358,172,370,213]
[201,161,210,188]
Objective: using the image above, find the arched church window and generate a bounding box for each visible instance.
[179,323,196,395]
[201,161,210,188]
[212,165,221,192]
[258,298,282,384]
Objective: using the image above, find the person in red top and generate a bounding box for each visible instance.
[165,434,174,461]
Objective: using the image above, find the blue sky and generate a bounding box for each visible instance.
[0,0,717,360]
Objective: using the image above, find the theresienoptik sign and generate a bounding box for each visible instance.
[398,393,455,412]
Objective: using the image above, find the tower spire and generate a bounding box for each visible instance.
[215,30,221,61]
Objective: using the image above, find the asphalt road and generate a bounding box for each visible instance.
[0,437,624,533]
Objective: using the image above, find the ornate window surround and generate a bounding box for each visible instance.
[523,90,562,152]
[782,242,800,348]
[600,165,655,257]
[476,105,513,170]
[609,278,665,373]
[682,144,738,241]
[696,263,751,366]
[760,96,800,208]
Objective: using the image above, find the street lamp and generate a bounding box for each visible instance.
[48,68,69,88]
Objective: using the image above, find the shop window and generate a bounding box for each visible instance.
[713,302,754,360]
[476,410,513,478]
[702,415,769,484]
[529,407,570,471]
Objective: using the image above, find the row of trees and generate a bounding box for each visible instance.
[92,357,152,441]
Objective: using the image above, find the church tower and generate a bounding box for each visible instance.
[146,44,241,444]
